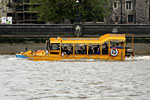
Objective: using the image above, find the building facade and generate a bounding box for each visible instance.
[107,0,150,24]
[0,0,8,18]
[1,0,150,24]
[6,0,43,24]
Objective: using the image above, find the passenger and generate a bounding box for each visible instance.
[63,47,68,54]
[62,52,65,57]
[61,48,65,57]
[84,46,87,54]
[112,44,115,47]
[80,47,84,54]
[94,45,99,54]
[96,48,100,54]
[116,43,122,49]
[69,47,73,54]
[116,43,119,47]
[93,47,97,54]
[88,46,93,54]
[110,43,115,48]
[103,44,108,54]
[77,47,84,54]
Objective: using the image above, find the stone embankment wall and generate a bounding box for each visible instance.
[0,24,150,37]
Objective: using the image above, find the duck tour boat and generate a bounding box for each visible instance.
[16,34,134,61]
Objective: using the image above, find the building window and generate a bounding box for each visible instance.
[128,15,134,23]
[113,1,119,10]
[113,2,118,9]
[115,17,119,22]
[126,0,132,10]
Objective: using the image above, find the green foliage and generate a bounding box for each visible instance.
[30,0,109,24]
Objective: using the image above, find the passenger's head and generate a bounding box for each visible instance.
[112,44,115,47]
[116,43,119,46]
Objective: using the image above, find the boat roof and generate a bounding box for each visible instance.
[50,34,125,44]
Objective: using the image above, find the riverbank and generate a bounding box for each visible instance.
[0,42,150,55]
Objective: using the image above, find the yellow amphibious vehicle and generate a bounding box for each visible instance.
[16,34,134,61]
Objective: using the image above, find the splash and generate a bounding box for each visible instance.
[0,55,16,60]
[135,55,150,60]
[125,55,150,61]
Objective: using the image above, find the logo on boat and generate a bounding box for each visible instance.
[110,47,118,57]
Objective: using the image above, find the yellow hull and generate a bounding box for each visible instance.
[25,54,125,61]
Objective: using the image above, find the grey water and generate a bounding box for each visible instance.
[0,55,150,100]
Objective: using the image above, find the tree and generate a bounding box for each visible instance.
[30,0,109,24]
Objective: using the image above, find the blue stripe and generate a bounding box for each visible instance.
[16,55,27,58]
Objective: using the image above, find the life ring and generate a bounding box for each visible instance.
[110,47,118,57]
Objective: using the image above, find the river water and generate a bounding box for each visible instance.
[0,55,150,100]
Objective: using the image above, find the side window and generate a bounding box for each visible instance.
[88,44,100,54]
[51,43,60,50]
[61,44,73,54]
[75,44,87,54]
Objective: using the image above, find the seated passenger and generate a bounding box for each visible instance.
[103,44,108,54]
[84,46,87,54]
[94,45,100,54]
[116,43,119,48]
[88,47,93,54]
[116,43,123,49]
[80,47,84,54]
[77,47,84,54]
[69,47,73,54]
[96,48,100,54]
[93,47,98,54]
[63,47,68,54]
[110,44,115,48]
